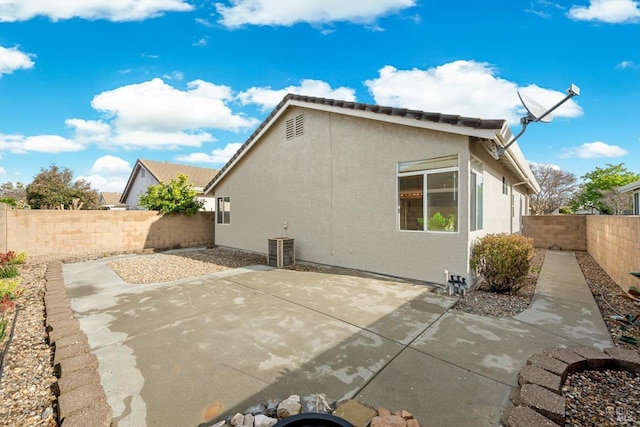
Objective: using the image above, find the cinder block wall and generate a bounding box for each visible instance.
[521,215,587,251]
[586,216,640,293]
[523,215,640,294]
[0,204,215,255]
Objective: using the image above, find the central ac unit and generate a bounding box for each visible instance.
[268,237,295,268]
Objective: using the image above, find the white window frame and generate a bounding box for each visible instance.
[216,196,230,224]
[397,155,459,234]
[470,157,483,232]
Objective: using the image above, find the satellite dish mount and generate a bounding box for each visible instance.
[496,83,580,157]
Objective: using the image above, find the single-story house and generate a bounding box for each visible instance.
[619,179,640,215]
[121,159,219,211]
[203,94,540,285]
[99,192,127,210]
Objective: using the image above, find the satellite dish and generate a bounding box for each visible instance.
[494,83,580,158]
[517,91,553,123]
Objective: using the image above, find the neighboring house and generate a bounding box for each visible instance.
[203,94,540,285]
[99,192,127,210]
[619,179,640,215]
[121,159,219,211]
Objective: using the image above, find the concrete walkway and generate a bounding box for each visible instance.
[62,250,612,427]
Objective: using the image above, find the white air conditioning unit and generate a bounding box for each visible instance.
[268,237,295,268]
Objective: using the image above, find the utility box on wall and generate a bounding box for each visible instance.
[268,237,295,268]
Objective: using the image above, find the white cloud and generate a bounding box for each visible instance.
[77,155,132,192]
[617,60,638,69]
[237,79,357,111]
[90,155,132,175]
[568,0,640,23]
[0,0,193,22]
[90,78,259,148]
[0,133,86,153]
[365,61,583,123]
[111,129,216,149]
[195,18,216,27]
[193,37,208,47]
[175,142,243,164]
[65,119,112,143]
[78,174,129,192]
[0,45,35,77]
[0,167,6,175]
[0,77,261,156]
[215,0,416,28]
[162,71,184,80]
[560,141,629,158]
[529,161,562,170]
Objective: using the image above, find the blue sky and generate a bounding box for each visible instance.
[0,0,639,193]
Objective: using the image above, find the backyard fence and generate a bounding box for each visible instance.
[523,215,640,293]
[0,203,215,256]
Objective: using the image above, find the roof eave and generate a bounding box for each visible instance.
[204,95,508,194]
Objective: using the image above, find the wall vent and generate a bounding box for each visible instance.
[286,114,304,140]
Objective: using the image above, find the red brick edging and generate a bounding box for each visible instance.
[44,261,112,427]
[503,345,640,426]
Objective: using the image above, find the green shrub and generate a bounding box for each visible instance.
[0,277,22,299]
[0,265,18,279]
[470,233,534,294]
[1,265,17,278]
[9,252,27,265]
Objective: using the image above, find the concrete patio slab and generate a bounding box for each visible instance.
[411,311,572,386]
[234,269,456,344]
[60,249,615,427]
[356,347,512,427]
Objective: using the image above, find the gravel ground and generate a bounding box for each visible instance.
[565,251,640,427]
[453,248,545,318]
[1,247,639,427]
[107,247,268,284]
[1,257,61,427]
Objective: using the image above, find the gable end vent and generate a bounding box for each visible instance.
[286,113,304,140]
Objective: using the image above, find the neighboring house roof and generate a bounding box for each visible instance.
[120,159,219,204]
[100,192,126,207]
[204,94,540,195]
[619,179,640,193]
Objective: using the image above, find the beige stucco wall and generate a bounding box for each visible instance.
[214,106,529,284]
[0,203,215,255]
[586,215,640,293]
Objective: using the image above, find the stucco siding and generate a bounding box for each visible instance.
[214,107,474,284]
[124,169,156,210]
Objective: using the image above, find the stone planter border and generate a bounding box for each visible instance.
[44,260,112,427]
[503,345,640,427]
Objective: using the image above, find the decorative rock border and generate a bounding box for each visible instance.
[211,396,421,427]
[503,345,640,427]
[44,260,112,427]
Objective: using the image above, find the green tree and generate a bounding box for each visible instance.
[138,173,204,215]
[26,165,100,210]
[570,163,640,214]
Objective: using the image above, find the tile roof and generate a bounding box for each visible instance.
[204,93,515,193]
[204,93,540,192]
